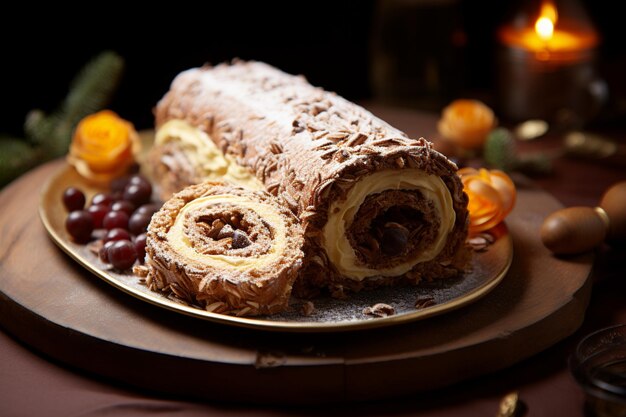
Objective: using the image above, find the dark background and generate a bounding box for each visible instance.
[1,0,624,136]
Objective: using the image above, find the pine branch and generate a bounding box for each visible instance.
[25,50,125,158]
[483,127,552,175]
[483,128,517,172]
[1,51,126,188]
[62,50,125,126]
[24,109,57,147]
[0,136,42,187]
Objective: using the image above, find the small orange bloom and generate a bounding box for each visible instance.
[459,167,516,234]
[68,110,140,183]
[438,99,496,149]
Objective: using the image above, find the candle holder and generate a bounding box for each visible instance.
[496,0,606,126]
[570,324,626,417]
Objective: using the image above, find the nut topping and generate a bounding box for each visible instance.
[363,303,396,317]
[232,229,252,249]
[415,296,436,309]
[217,223,234,239]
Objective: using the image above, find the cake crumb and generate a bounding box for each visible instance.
[133,264,149,278]
[300,301,315,316]
[467,233,495,252]
[415,296,436,309]
[363,303,395,317]
[86,239,103,256]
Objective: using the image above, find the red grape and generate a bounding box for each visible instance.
[110,175,131,194]
[107,240,137,270]
[128,212,152,235]
[62,187,85,212]
[123,182,152,206]
[65,210,94,243]
[104,228,131,243]
[129,174,151,188]
[103,211,129,230]
[136,203,161,216]
[134,233,147,263]
[62,172,159,273]
[87,204,109,229]
[111,200,135,216]
[99,241,115,263]
[91,193,114,207]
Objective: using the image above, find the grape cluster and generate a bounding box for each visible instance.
[63,174,161,271]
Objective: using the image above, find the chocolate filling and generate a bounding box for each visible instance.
[183,204,274,257]
[347,190,441,270]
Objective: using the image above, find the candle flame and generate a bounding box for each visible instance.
[535,2,558,41]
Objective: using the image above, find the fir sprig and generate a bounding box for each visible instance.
[0,136,42,186]
[0,51,124,188]
[483,128,517,172]
[483,127,552,175]
[25,50,125,157]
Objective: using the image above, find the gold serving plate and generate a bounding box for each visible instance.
[39,164,513,332]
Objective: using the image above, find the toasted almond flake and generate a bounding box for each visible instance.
[235,307,252,317]
[269,141,283,154]
[205,301,227,312]
[133,264,149,278]
[300,301,315,316]
[363,303,395,317]
[415,296,436,309]
[346,133,367,147]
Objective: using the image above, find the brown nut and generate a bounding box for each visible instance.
[540,207,608,255]
[599,181,626,242]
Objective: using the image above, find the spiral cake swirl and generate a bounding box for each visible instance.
[145,182,303,316]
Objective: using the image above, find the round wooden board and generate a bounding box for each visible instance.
[0,160,593,404]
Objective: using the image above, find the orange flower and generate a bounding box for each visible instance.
[459,167,516,234]
[68,110,140,183]
[438,99,496,149]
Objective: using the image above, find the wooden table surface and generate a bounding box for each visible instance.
[1,105,625,416]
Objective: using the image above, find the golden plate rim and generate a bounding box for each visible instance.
[39,164,513,333]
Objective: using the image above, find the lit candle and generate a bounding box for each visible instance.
[496,0,604,124]
[500,1,597,60]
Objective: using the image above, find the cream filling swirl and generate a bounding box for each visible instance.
[155,119,263,190]
[167,194,287,272]
[322,170,456,280]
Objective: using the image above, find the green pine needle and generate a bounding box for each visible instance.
[483,127,552,175]
[0,137,42,187]
[62,50,125,126]
[24,109,56,146]
[1,50,125,189]
[483,127,517,171]
[24,50,125,158]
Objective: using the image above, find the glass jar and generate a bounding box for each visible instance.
[570,324,626,417]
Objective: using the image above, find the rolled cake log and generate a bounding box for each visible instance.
[152,61,469,295]
[145,182,304,316]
